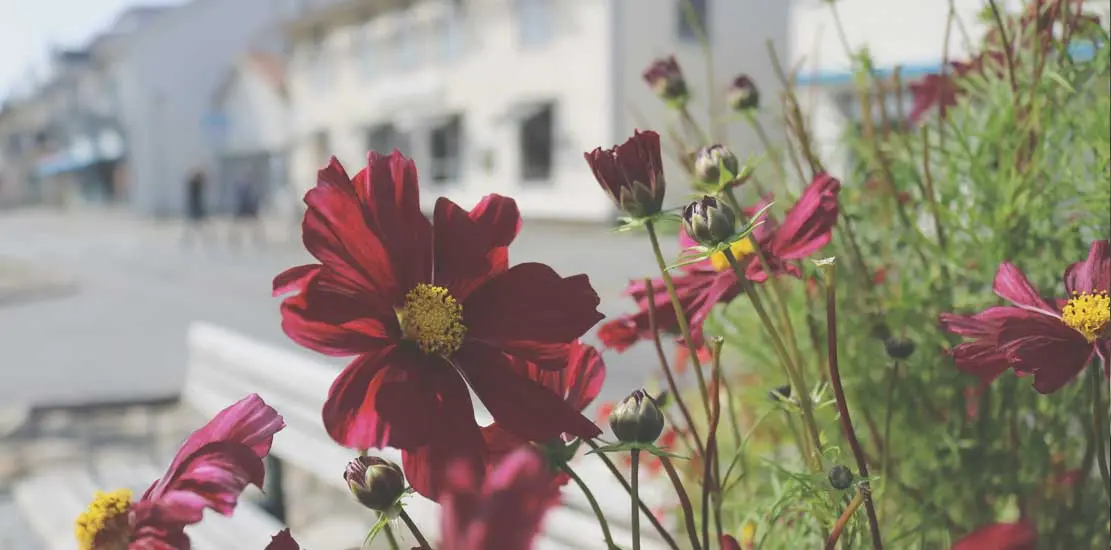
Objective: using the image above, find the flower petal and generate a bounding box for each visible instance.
[463,263,604,363]
[354,151,433,292]
[939,307,1024,385]
[560,342,607,412]
[140,441,265,525]
[279,276,394,357]
[597,318,641,352]
[301,157,399,296]
[951,520,1037,550]
[480,424,528,469]
[721,535,741,550]
[272,264,320,297]
[433,196,520,301]
[400,367,486,499]
[1064,239,1110,294]
[997,310,1095,394]
[265,529,301,550]
[993,262,1055,313]
[456,343,602,443]
[142,394,284,503]
[323,347,472,451]
[767,173,840,260]
[129,526,191,550]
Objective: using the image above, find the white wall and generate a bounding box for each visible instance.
[288,0,617,221]
[218,65,289,157]
[115,0,286,216]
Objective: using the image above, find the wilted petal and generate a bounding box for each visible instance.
[139,441,265,525]
[1064,239,1110,294]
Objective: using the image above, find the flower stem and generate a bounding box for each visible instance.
[399,508,431,550]
[825,489,866,550]
[585,439,681,550]
[722,248,823,470]
[880,359,899,517]
[563,464,620,550]
[743,110,790,185]
[644,277,706,458]
[701,338,725,550]
[660,455,704,550]
[817,259,883,550]
[645,219,711,417]
[1092,359,1110,499]
[630,449,642,550]
[383,523,401,550]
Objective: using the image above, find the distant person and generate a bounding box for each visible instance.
[182,169,209,247]
[229,172,265,248]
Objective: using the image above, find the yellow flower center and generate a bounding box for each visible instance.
[1061,291,1110,343]
[740,519,758,546]
[75,489,132,550]
[709,237,756,272]
[398,283,466,355]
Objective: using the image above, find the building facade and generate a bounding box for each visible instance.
[282,0,793,221]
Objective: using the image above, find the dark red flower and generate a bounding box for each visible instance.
[273,152,603,498]
[480,340,607,469]
[265,529,300,550]
[940,240,1110,393]
[951,520,1037,550]
[440,448,562,550]
[643,56,688,104]
[908,70,963,125]
[597,173,841,350]
[585,130,666,218]
[721,534,741,550]
[75,394,285,549]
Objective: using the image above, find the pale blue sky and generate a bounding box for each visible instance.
[0,0,176,100]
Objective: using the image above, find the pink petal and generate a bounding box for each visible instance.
[463,263,604,364]
[1064,239,1110,294]
[993,262,1055,313]
[951,520,1036,550]
[455,343,602,443]
[272,264,320,297]
[140,441,265,524]
[128,527,190,550]
[767,173,840,260]
[997,310,1095,394]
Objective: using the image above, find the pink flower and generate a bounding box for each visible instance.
[439,448,562,550]
[75,394,285,549]
[940,240,1110,393]
[951,520,1037,550]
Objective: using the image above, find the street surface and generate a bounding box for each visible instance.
[0,207,680,410]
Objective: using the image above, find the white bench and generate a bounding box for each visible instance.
[185,321,676,550]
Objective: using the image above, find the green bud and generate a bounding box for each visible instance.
[694,144,739,185]
[828,464,855,490]
[608,389,665,444]
[344,456,406,512]
[682,195,737,247]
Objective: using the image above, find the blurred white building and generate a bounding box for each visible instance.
[281,0,795,222]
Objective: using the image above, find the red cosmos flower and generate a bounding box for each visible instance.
[597,173,841,350]
[75,394,285,549]
[440,448,562,550]
[585,130,666,218]
[950,520,1037,550]
[940,240,1110,393]
[273,152,604,498]
[481,340,607,470]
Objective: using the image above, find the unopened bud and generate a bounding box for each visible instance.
[643,56,689,106]
[344,456,406,512]
[609,389,665,444]
[768,384,792,402]
[694,145,739,184]
[884,337,916,360]
[727,75,759,111]
[828,464,854,490]
[682,195,736,247]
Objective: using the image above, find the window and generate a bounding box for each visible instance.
[429,114,463,185]
[677,0,708,42]
[518,103,555,183]
[517,0,553,48]
[367,123,410,156]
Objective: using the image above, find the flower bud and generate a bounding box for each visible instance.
[344,456,406,512]
[768,384,792,402]
[608,389,665,444]
[726,75,759,111]
[642,56,689,106]
[884,337,916,360]
[694,145,739,184]
[828,464,854,490]
[682,195,736,247]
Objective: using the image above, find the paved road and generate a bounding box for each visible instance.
[0,207,679,410]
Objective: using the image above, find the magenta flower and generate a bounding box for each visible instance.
[940,240,1110,393]
[950,520,1037,550]
[74,394,285,549]
[439,448,562,550]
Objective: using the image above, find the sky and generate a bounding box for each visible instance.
[0,0,177,100]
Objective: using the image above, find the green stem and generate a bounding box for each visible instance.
[383,523,401,550]
[744,110,790,185]
[646,219,711,417]
[880,360,899,518]
[660,455,704,550]
[1093,359,1110,500]
[399,508,431,550]
[644,277,706,458]
[631,449,642,550]
[584,439,682,550]
[563,464,620,550]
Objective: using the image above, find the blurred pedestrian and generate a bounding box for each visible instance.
[182,168,209,247]
[229,171,265,248]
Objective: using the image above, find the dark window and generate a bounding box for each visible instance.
[429,114,463,185]
[366,123,409,156]
[519,103,555,183]
[677,0,707,42]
